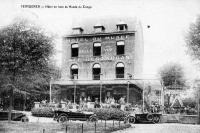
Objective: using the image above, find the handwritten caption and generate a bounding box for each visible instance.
[21,5,92,9]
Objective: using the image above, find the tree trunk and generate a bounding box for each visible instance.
[8,88,13,122]
[198,87,200,124]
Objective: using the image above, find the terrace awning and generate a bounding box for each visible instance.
[52,79,144,90]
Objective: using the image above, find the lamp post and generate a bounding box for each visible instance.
[127,81,130,104]
[127,73,132,104]
[73,74,78,104]
[100,73,103,105]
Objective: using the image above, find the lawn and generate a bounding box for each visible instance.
[0,120,131,133]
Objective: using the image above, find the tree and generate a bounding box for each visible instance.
[159,63,186,87]
[159,63,186,108]
[186,15,200,61]
[0,18,54,121]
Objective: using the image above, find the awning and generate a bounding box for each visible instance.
[52,79,144,89]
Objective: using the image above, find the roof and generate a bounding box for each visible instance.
[94,23,104,28]
[67,16,139,35]
[116,20,127,25]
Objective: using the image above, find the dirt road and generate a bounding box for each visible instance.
[113,123,200,133]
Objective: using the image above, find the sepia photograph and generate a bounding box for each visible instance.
[0,0,200,133]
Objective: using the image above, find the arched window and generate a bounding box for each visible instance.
[93,63,101,80]
[116,41,125,55]
[71,64,78,79]
[116,62,124,78]
[71,43,79,57]
[93,42,101,56]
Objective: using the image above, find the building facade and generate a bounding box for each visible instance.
[54,17,144,104]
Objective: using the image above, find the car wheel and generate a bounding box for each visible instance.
[153,115,160,123]
[123,116,128,124]
[146,114,153,121]
[21,116,29,122]
[89,116,98,122]
[129,116,136,123]
[58,115,68,123]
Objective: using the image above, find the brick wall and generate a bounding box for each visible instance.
[61,33,141,80]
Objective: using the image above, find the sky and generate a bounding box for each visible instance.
[0,0,200,79]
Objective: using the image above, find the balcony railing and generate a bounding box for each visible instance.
[93,74,100,80]
[70,74,78,80]
[116,74,124,79]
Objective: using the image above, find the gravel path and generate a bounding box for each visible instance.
[113,123,200,133]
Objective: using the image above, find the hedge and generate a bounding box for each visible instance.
[31,107,54,117]
[84,108,128,120]
[31,107,129,119]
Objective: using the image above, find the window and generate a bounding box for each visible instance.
[71,43,79,57]
[70,64,78,79]
[93,42,101,56]
[93,63,101,80]
[116,41,125,55]
[119,26,124,31]
[116,24,127,31]
[116,63,124,78]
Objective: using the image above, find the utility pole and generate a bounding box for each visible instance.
[195,80,200,124]
[142,80,145,113]
[198,82,200,124]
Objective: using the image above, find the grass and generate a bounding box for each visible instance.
[0,120,131,133]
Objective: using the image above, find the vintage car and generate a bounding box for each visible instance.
[124,107,162,124]
[126,113,162,124]
[0,110,29,122]
[53,109,98,123]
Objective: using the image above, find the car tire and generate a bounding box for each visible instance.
[21,116,29,122]
[153,115,160,123]
[89,115,98,122]
[58,115,68,123]
[146,114,153,121]
[129,116,136,123]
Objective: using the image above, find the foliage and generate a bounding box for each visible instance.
[186,15,200,61]
[0,17,55,95]
[159,63,186,87]
[182,98,197,108]
[31,107,54,117]
[84,108,128,120]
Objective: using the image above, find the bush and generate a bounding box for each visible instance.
[31,107,54,117]
[84,108,128,120]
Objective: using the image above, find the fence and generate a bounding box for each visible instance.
[0,120,131,133]
[161,114,198,124]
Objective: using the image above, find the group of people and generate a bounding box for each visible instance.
[57,96,128,110]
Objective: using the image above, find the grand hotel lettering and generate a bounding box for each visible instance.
[67,35,129,42]
[68,35,130,62]
[69,55,130,62]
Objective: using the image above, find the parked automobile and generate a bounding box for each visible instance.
[124,107,162,124]
[126,113,162,123]
[54,109,98,123]
[0,110,29,122]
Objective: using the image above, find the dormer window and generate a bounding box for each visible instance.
[72,27,83,34]
[116,21,128,31]
[94,23,105,33]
